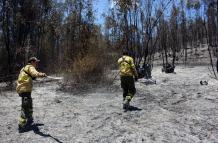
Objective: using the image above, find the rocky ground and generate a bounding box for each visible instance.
[0,66,218,143]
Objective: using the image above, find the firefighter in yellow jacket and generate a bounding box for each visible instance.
[118,51,138,110]
[16,57,47,131]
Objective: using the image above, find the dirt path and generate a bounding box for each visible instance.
[0,66,218,143]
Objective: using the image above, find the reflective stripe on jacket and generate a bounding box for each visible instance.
[16,64,40,94]
[118,55,137,76]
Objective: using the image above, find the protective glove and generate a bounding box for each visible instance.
[39,73,47,77]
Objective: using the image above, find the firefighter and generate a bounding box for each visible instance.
[118,51,138,110]
[16,57,47,132]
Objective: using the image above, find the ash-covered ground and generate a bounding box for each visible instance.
[0,66,218,143]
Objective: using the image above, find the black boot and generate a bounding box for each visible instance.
[18,124,28,133]
[123,100,130,110]
[26,118,34,126]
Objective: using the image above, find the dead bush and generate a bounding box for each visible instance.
[70,54,104,83]
[61,50,107,92]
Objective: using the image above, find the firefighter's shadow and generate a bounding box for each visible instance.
[22,123,63,143]
[126,106,142,112]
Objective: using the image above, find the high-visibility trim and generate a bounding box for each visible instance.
[126,96,131,100]
[18,117,27,127]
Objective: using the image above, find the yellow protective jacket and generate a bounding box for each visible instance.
[118,55,138,76]
[16,64,41,94]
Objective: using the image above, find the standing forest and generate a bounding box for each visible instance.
[0,0,217,84]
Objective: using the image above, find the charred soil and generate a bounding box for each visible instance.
[0,66,218,143]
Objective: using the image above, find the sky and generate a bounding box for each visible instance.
[93,0,110,25]
[58,0,110,24]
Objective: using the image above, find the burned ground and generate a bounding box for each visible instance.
[0,66,218,143]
